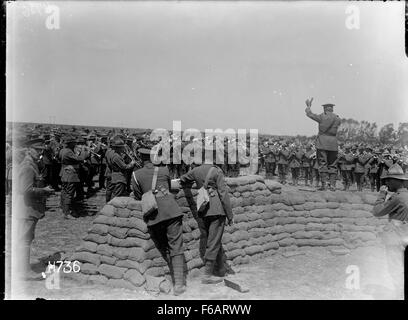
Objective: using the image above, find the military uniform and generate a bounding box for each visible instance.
[263,146,276,179]
[305,103,341,190]
[105,138,135,200]
[354,151,370,192]
[372,164,408,298]
[302,148,314,186]
[277,147,289,184]
[180,163,233,282]
[288,149,302,186]
[60,138,89,218]
[15,140,52,279]
[132,152,186,295]
[367,151,381,192]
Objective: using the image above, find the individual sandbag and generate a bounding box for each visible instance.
[77,241,97,253]
[145,266,165,277]
[129,210,144,220]
[98,264,127,279]
[231,230,250,242]
[127,228,150,240]
[264,180,282,192]
[89,274,108,285]
[109,217,132,228]
[361,194,377,205]
[278,237,296,247]
[108,197,131,208]
[93,215,112,225]
[96,244,114,256]
[244,245,263,256]
[81,263,98,275]
[100,254,118,265]
[100,205,116,217]
[275,232,291,241]
[283,224,305,233]
[116,208,131,218]
[108,226,129,239]
[71,251,101,266]
[124,269,145,286]
[232,207,245,215]
[263,241,279,251]
[226,249,244,260]
[145,247,162,260]
[116,259,152,274]
[111,247,130,260]
[126,247,146,263]
[144,274,171,294]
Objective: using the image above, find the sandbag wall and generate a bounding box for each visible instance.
[70,175,388,289]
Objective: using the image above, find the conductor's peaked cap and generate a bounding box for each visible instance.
[322,103,335,108]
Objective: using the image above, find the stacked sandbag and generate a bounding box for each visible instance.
[69,175,387,291]
[174,175,283,267]
[70,197,167,290]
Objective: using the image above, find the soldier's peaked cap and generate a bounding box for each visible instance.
[322,103,335,108]
[111,137,125,147]
[64,135,77,144]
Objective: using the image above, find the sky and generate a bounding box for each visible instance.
[6,1,408,136]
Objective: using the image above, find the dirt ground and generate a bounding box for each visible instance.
[4,178,402,300]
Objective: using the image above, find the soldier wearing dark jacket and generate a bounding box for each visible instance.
[105,136,136,200]
[372,164,408,299]
[180,155,234,285]
[60,135,89,219]
[305,98,341,190]
[131,148,186,296]
[14,139,54,280]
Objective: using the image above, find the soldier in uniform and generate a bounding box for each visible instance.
[372,164,408,299]
[14,138,54,280]
[131,148,186,296]
[288,145,302,186]
[60,135,89,219]
[180,147,234,285]
[277,142,289,184]
[305,98,341,190]
[368,148,381,192]
[378,150,394,188]
[302,144,314,187]
[105,136,136,200]
[354,146,370,192]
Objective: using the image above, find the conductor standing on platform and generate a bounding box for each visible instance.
[305,98,341,191]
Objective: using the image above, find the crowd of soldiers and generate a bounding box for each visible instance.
[6,125,408,208]
[258,139,408,191]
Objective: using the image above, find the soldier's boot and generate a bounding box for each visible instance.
[171,255,186,296]
[329,174,336,191]
[202,260,223,284]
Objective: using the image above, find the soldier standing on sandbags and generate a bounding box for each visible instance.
[14,138,54,280]
[305,98,341,191]
[372,164,408,299]
[105,136,136,200]
[131,148,186,296]
[179,146,235,285]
